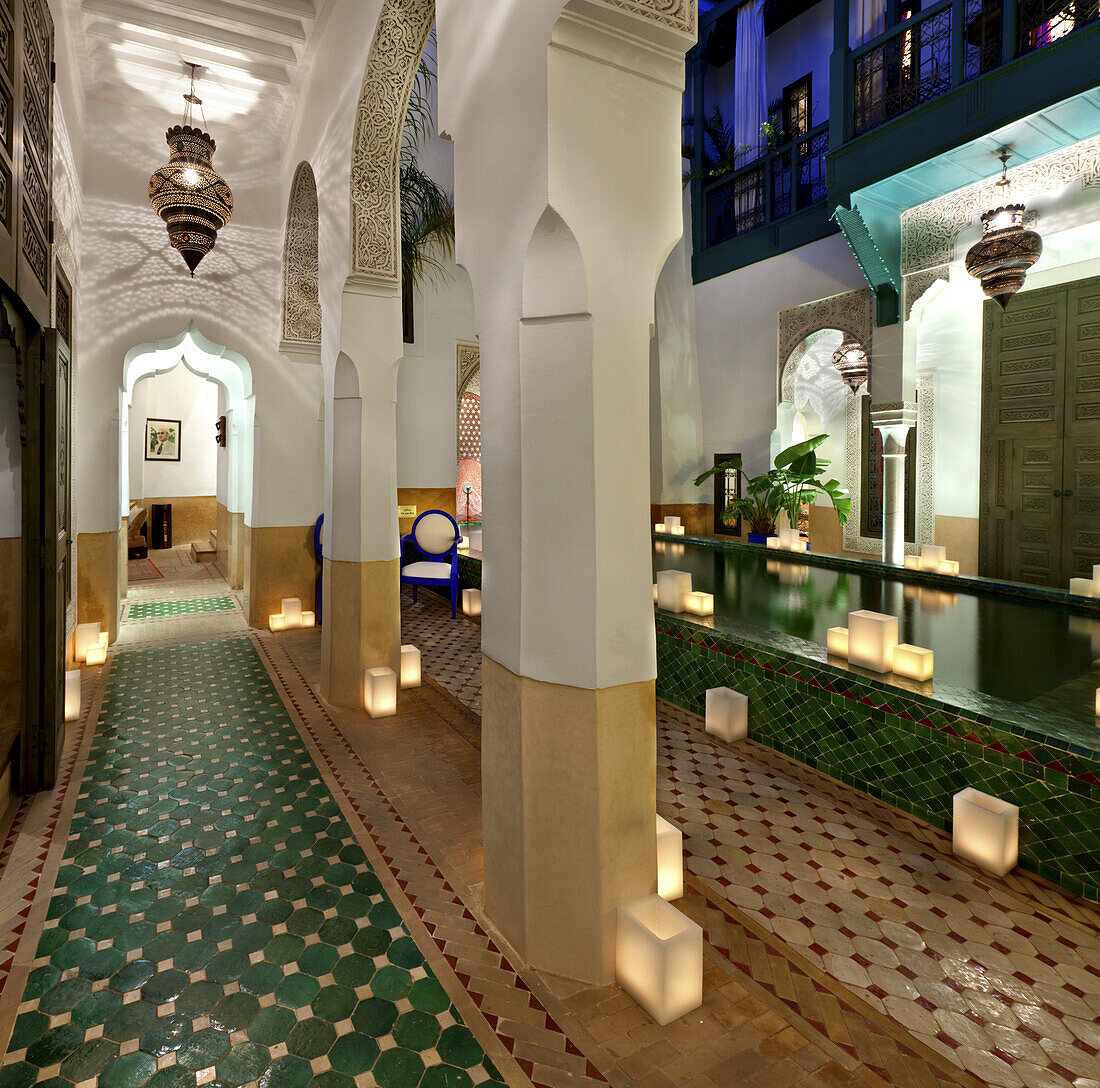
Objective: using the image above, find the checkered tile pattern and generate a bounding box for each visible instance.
[127,597,235,619]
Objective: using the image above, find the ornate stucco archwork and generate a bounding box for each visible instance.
[777,289,873,401]
[281,162,322,351]
[578,0,696,35]
[349,0,435,280]
[457,341,480,400]
[900,134,1100,275]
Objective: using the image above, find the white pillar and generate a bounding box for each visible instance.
[871,404,917,566]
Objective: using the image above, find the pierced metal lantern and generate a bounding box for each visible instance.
[964,149,1042,310]
[831,337,868,393]
[148,67,233,276]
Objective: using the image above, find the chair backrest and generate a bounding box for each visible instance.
[411,510,459,558]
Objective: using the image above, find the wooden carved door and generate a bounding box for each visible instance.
[980,274,1100,587]
[19,327,69,790]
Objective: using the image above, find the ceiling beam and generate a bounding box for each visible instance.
[88,0,309,45]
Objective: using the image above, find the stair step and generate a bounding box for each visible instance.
[191,541,216,563]
[209,529,218,549]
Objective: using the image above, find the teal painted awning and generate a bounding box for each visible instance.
[832,204,899,325]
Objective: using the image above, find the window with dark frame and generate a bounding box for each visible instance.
[402,274,414,345]
[713,452,742,536]
[782,74,812,140]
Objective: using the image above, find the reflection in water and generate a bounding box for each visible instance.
[654,542,1099,718]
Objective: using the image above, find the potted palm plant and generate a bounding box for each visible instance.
[694,436,850,546]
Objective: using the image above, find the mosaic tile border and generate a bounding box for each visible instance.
[656,617,1100,903]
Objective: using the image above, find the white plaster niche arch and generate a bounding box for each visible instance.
[120,322,256,590]
[281,161,322,354]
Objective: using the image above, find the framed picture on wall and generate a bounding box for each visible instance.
[145,418,181,462]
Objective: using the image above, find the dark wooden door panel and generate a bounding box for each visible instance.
[1064,281,1100,580]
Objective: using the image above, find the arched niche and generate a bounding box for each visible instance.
[281,162,322,351]
[120,322,255,591]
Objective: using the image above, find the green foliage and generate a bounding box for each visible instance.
[400,44,455,293]
[693,436,851,539]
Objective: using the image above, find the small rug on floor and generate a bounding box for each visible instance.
[128,595,235,619]
[127,557,162,581]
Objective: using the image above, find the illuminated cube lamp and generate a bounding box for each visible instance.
[656,570,692,613]
[903,555,921,570]
[282,598,302,628]
[458,536,470,551]
[684,591,713,617]
[664,516,681,530]
[1070,578,1096,597]
[892,643,933,681]
[74,622,102,663]
[269,613,286,632]
[462,588,482,617]
[363,666,398,718]
[654,523,665,533]
[826,627,849,658]
[779,527,799,550]
[705,687,747,743]
[300,611,316,628]
[938,560,960,576]
[65,670,81,722]
[765,536,780,549]
[655,814,683,901]
[85,641,107,667]
[1095,687,1100,718]
[616,895,703,1026]
[400,645,421,688]
[652,583,659,603]
[670,525,685,537]
[952,788,1018,876]
[920,544,946,572]
[847,610,897,674]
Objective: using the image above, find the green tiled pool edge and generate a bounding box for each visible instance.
[656,614,1100,904]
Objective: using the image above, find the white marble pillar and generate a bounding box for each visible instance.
[871,404,917,566]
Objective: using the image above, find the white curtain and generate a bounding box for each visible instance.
[733,0,766,163]
[851,0,886,46]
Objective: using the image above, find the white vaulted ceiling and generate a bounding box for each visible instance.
[61,0,334,182]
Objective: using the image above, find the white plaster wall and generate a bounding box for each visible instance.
[129,365,219,500]
[692,232,866,480]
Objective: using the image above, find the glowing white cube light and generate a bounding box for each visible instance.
[74,622,102,663]
[64,670,81,722]
[826,627,849,658]
[282,598,302,627]
[654,523,665,533]
[938,560,960,576]
[85,642,106,667]
[656,570,692,613]
[952,788,1018,876]
[670,526,685,536]
[664,516,681,530]
[920,544,947,572]
[469,531,482,552]
[462,588,482,616]
[616,895,702,1026]
[705,687,747,743]
[892,643,933,681]
[652,584,659,603]
[269,614,286,632]
[458,536,470,551]
[400,645,421,688]
[847,610,897,674]
[903,555,921,570]
[300,611,316,628]
[779,527,800,550]
[765,536,780,549]
[655,814,684,901]
[1070,578,1097,597]
[1095,687,1100,717]
[684,591,713,617]
[363,666,398,718]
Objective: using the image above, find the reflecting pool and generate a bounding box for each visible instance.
[653,540,1100,725]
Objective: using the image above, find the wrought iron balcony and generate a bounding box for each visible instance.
[702,122,829,249]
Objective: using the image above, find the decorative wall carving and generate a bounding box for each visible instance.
[586,0,696,35]
[901,135,1100,275]
[903,265,950,321]
[777,289,873,400]
[281,162,322,347]
[457,341,480,400]
[350,0,434,280]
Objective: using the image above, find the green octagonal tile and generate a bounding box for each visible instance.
[286,1017,336,1060]
[248,1005,296,1047]
[25,1023,84,1068]
[239,961,283,997]
[216,1041,271,1086]
[176,979,223,1018]
[258,1055,312,1088]
[103,1000,157,1042]
[310,984,355,1023]
[297,943,338,978]
[177,1028,232,1071]
[420,1067,474,1088]
[145,1068,198,1088]
[372,1047,424,1088]
[109,958,156,994]
[326,1033,379,1077]
[308,1072,355,1088]
[274,973,319,1010]
[437,1026,482,1069]
[100,1051,157,1088]
[174,938,218,972]
[211,992,261,1034]
[393,1010,441,1052]
[140,1013,192,1056]
[60,1037,120,1083]
[0,1062,37,1088]
[8,1011,49,1051]
[408,979,449,1015]
[351,998,396,1039]
[371,966,412,1002]
[37,976,92,1016]
[141,968,189,1004]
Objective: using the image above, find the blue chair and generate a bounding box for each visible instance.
[400,509,461,617]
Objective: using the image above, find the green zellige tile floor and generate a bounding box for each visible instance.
[127,597,236,620]
[2,637,502,1088]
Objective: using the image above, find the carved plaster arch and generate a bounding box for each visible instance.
[350,0,435,280]
[281,162,322,349]
[776,289,873,403]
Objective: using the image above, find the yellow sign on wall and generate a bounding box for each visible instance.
[398,505,417,519]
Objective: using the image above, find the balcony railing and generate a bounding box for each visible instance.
[850,0,1098,138]
[702,122,828,249]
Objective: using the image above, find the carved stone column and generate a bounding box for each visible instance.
[872,403,918,566]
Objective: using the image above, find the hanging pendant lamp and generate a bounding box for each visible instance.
[831,336,868,393]
[148,64,234,276]
[964,148,1042,310]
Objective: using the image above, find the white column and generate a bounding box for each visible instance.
[871,403,917,566]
